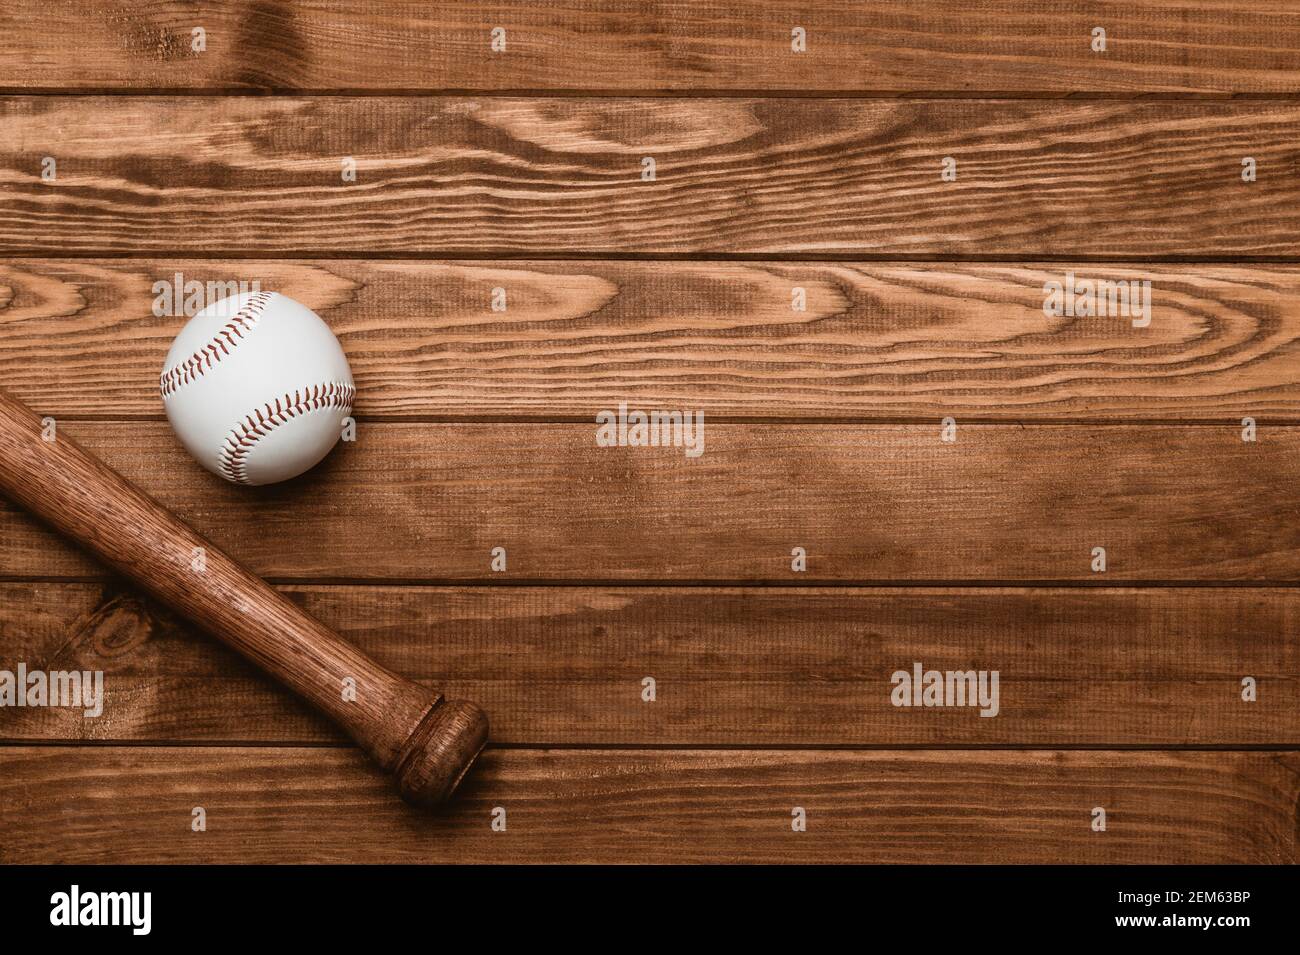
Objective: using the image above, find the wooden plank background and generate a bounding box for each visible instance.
[2,98,1298,256]
[5,261,1300,421]
[0,584,1294,746]
[3,748,1296,864]
[3,1,1300,94]
[2,422,1298,582]
[1,2,1298,864]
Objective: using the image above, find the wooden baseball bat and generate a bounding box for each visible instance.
[0,387,487,808]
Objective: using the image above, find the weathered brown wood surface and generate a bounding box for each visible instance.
[6,260,1300,421]
[1,748,1294,864]
[2,2,1298,866]
[0,422,1294,582]
[2,98,1298,256]
[0,583,1293,746]
[3,1,1300,94]
[0,387,489,809]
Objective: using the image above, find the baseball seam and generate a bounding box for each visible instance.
[216,382,356,485]
[159,291,275,399]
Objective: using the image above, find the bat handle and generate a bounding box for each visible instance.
[0,388,487,808]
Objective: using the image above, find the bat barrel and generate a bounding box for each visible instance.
[0,387,487,807]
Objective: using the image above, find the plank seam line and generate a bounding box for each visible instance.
[4,89,1300,101]
[6,577,1300,589]
[10,252,1300,264]
[1,741,1297,752]
[27,416,1300,428]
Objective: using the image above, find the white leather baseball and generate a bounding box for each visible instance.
[160,291,355,486]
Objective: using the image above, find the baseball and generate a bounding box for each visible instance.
[160,291,355,486]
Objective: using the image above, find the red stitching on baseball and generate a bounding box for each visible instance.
[159,292,274,399]
[216,382,355,485]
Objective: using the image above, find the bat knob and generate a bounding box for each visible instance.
[394,699,490,809]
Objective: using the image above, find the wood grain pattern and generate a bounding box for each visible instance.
[4,2,1300,94]
[3,3,1297,867]
[1,583,1294,745]
[0,386,488,807]
[1,747,1295,863]
[0,422,1294,582]
[6,259,1300,421]
[3,97,1298,256]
